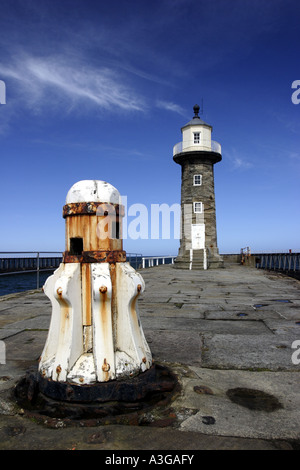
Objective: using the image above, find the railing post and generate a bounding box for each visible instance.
[36,252,40,289]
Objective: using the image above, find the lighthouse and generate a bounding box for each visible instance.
[173,105,224,270]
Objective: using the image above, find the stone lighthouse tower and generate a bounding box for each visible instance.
[173,105,223,270]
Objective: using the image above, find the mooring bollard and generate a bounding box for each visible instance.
[14,180,177,422]
[39,180,152,385]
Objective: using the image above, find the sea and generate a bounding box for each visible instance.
[0,270,53,297]
[0,255,145,297]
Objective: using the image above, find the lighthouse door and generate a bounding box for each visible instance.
[191,224,205,249]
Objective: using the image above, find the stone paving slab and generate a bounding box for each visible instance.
[0,415,292,450]
[263,319,300,336]
[142,317,270,335]
[0,329,23,340]
[204,309,281,320]
[201,334,299,370]
[179,368,300,441]
[5,330,48,361]
[0,264,299,450]
[142,304,205,319]
[144,330,202,365]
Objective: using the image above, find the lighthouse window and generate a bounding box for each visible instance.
[194,174,202,186]
[194,132,200,144]
[193,202,203,214]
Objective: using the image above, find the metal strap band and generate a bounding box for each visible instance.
[63,202,125,218]
[63,250,127,264]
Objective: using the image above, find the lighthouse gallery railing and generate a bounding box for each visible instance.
[173,140,222,157]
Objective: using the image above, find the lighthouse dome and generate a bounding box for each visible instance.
[181,104,212,131]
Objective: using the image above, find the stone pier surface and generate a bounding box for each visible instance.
[0,263,300,450]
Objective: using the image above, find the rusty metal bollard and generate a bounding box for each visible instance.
[39,180,152,385]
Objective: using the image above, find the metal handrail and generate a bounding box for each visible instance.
[256,253,300,272]
[0,251,143,290]
[142,255,175,268]
[173,140,221,156]
[0,252,63,289]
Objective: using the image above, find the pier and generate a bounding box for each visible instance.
[0,262,299,450]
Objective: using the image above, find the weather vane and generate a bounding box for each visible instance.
[197,99,204,116]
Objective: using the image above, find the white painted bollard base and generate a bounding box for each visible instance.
[39,262,152,384]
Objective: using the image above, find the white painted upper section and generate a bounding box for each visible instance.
[182,123,212,152]
[66,180,121,204]
[173,139,221,156]
[173,110,221,156]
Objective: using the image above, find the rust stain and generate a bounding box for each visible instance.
[98,277,114,381]
[95,215,112,252]
[63,250,126,264]
[56,287,70,312]
[130,290,145,363]
[109,263,117,341]
[102,358,110,382]
[82,263,92,326]
[56,365,62,380]
[63,202,125,218]
[65,215,89,250]
[102,358,110,372]
[56,287,71,336]
[99,289,110,334]
[131,295,139,324]
[65,211,124,252]
[64,201,125,260]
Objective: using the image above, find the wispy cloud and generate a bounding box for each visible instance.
[289,151,300,161]
[155,100,186,116]
[29,137,153,161]
[224,148,253,171]
[0,51,190,135]
[272,111,300,135]
[0,54,145,117]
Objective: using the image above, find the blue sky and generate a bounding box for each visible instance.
[0,0,299,256]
